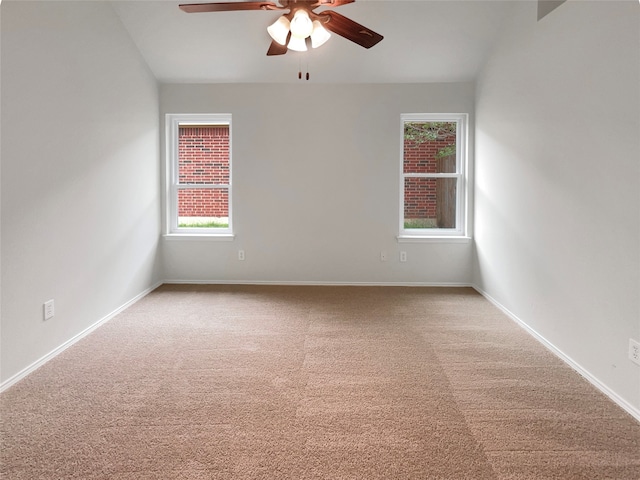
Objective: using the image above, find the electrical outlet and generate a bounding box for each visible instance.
[238,250,245,261]
[43,299,55,321]
[400,251,407,262]
[629,338,640,366]
[380,251,387,262]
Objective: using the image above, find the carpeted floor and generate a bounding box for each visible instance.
[1,284,639,479]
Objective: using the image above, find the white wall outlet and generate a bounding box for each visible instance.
[380,251,387,262]
[238,250,245,261]
[629,338,640,366]
[400,251,407,262]
[43,299,55,321]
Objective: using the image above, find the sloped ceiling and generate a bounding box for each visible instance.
[110,0,515,83]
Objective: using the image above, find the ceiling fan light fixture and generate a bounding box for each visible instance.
[287,34,308,52]
[179,1,384,57]
[267,16,290,45]
[289,9,313,38]
[310,20,331,48]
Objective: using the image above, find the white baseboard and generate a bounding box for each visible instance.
[0,281,163,393]
[162,279,475,287]
[471,284,640,423]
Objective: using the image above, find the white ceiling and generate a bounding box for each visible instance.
[110,0,515,84]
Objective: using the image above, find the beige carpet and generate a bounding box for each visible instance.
[1,285,639,479]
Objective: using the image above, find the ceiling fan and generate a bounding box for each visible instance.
[179,0,383,56]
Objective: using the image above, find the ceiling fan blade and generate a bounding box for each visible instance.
[266,40,288,56]
[179,2,281,13]
[318,10,383,49]
[315,0,355,7]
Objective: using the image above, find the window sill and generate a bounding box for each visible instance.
[397,235,471,244]
[163,233,235,241]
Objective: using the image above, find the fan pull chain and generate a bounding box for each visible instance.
[297,56,310,81]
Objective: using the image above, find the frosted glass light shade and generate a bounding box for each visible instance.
[310,21,331,48]
[287,35,307,52]
[267,16,290,45]
[290,10,313,38]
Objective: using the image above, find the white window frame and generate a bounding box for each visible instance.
[165,113,234,239]
[398,113,469,241]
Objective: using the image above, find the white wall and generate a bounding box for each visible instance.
[474,1,639,413]
[1,1,162,384]
[161,83,474,285]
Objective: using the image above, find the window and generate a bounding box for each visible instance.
[166,114,233,237]
[399,113,468,239]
